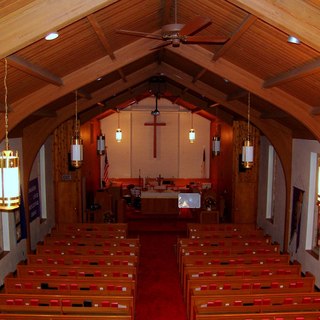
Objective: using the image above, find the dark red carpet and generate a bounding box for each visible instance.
[133,231,187,320]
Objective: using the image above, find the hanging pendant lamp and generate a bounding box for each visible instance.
[242,92,254,169]
[70,90,83,168]
[115,110,122,143]
[212,113,221,156]
[0,59,20,210]
[189,112,195,143]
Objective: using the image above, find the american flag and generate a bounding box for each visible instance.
[201,147,206,178]
[103,148,110,187]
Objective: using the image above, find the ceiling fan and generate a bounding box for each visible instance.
[116,2,228,49]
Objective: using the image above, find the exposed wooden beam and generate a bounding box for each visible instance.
[212,14,257,62]
[226,89,248,101]
[260,110,287,119]
[0,103,12,113]
[7,37,162,136]
[263,58,320,88]
[227,0,320,53]
[118,68,127,82]
[7,55,63,86]
[87,14,116,60]
[0,0,119,59]
[77,89,92,100]
[32,110,57,118]
[87,14,128,82]
[166,44,318,137]
[192,68,207,83]
[311,107,320,116]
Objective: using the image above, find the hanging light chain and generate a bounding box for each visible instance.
[75,89,79,135]
[247,92,251,139]
[3,59,9,150]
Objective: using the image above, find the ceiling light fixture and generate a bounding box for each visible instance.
[0,59,20,210]
[151,94,160,116]
[116,109,122,143]
[189,112,195,143]
[45,32,59,41]
[70,90,83,168]
[287,35,300,44]
[242,92,254,169]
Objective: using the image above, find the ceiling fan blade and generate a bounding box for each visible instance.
[179,16,211,36]
[183,35,229,44]
[150,40,172,50]
[116,29,163,40]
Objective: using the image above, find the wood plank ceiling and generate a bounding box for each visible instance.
[0,0,320,141]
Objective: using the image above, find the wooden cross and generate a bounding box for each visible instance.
[144,115,166,158]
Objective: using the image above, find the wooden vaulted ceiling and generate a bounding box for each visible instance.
[1,0,320,143]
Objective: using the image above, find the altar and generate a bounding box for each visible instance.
[140,190,180,215]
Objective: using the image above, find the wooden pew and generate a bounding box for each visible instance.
[0,316,131,320]
[191,292,320,320]
[43,237,139,248]
[187,229,265,240]
[177,237,275,264]
[187,273,315,316]
[27,254,138,267]
[36,244,139,256]
[4,277,135,300]
[0,293,133,318]
[179,250,285,275]
[182,262,301,297]
[181,254,291,287]
[187,223,258,235]
[17,264,137,280]
[48,230,128,240]
[190,311,320,320]
[53,223,128,233]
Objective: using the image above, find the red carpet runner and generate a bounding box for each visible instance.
[134,232,187,320]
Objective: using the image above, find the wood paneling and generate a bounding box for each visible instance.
[232,120,260,223]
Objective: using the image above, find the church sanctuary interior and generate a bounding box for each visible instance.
[1,0,320,319]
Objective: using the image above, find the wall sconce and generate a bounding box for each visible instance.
[0,59,20,210]
[70,90,83,168]
[97,130,105,155]
[189,113,195,143]
[116,110,122,143]
[242,92,254,169]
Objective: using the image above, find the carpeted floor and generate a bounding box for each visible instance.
[133,231,187,320]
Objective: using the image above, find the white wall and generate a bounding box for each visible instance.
[290,139,320,286]
[257,137,286,250]
[29,136,55,251]
[259,137,320,287]
[101,98,210,179]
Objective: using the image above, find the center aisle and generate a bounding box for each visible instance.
[133,231,187,320]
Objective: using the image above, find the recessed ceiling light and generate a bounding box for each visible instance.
[287,35,300,44]
[45,32,59,41]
